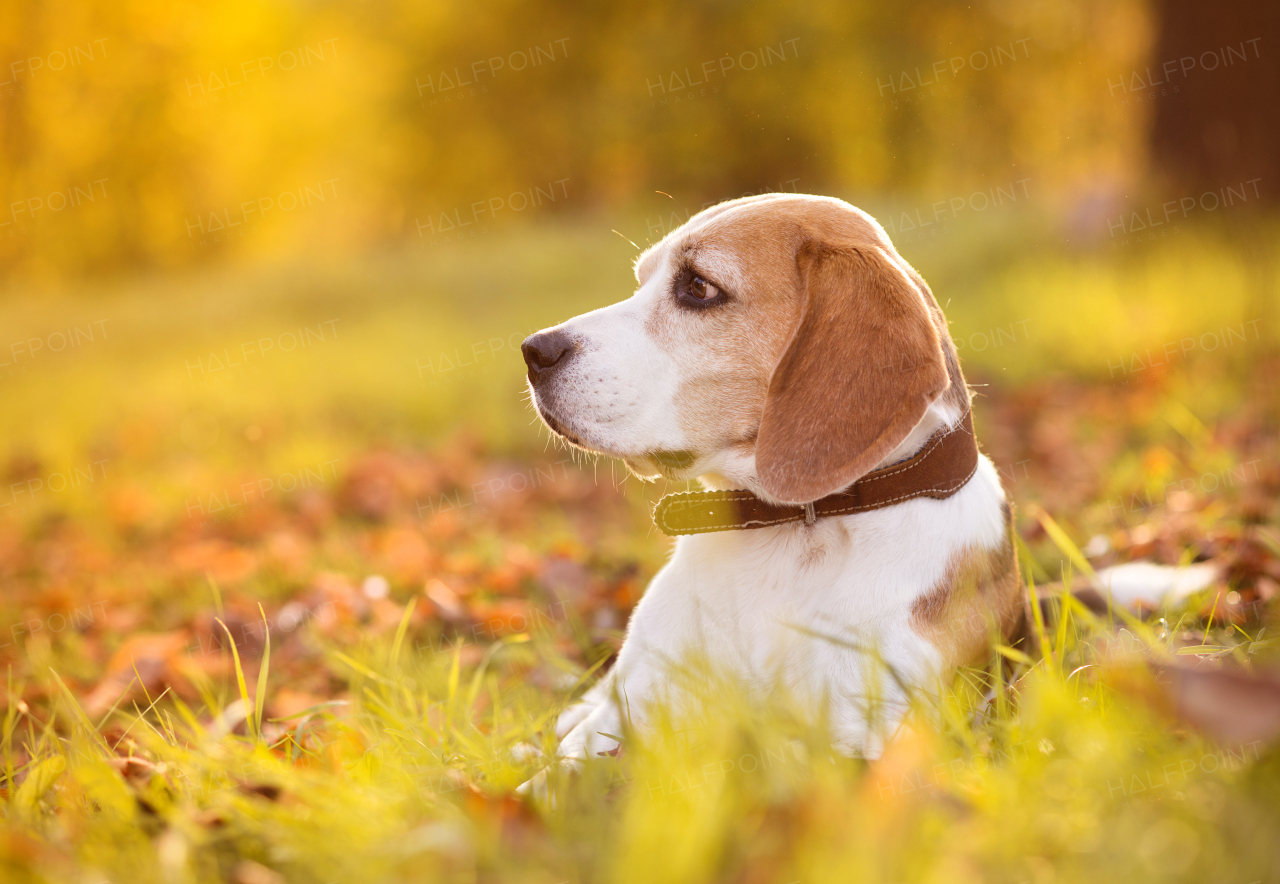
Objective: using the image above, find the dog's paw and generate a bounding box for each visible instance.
[517,715,623,806]
[518,681,630,804]
[557,704,624,762]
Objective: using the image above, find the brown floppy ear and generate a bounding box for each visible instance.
[756,242,949,504]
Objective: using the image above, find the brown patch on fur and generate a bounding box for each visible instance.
[911,500,1023,666]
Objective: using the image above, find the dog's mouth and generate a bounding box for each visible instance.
[538,407,699,478]
[651,449,696,471]
[537,407,585,447]
[534,396,701,476]
[626,449,699,480]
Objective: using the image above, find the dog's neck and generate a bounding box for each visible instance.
[698,398,967,505]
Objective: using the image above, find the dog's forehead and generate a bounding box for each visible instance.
[633,194,889,285]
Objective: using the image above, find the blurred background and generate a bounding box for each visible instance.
[0,0,1277,722]
[1,3,1280,882]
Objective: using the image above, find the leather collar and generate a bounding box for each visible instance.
[652,410,979,536]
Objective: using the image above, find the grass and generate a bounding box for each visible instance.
[6,581,1279,883]
[0,211,1277,882]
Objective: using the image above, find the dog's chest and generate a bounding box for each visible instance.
[629,504,951,669]
[622,460,1009,681]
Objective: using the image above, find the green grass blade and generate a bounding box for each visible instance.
[1033,507,1098,583]
[216,618,255,741]
[255,604,271,742]
[390,598,417,668]
[332,651,392,685]
[48,669,107,754]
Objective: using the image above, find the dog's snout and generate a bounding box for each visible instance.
[521,330,573,380]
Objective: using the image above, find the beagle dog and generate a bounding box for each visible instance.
[521,193,1021,761]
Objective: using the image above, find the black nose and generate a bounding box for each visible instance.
[521,330,573,380]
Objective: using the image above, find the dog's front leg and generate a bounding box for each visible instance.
[822,641,943,759]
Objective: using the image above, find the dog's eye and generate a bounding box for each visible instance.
[690,276,718,300]
[677,273,726,308]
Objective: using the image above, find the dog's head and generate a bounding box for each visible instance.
[522,194,967,505]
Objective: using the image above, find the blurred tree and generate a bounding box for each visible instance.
[1146,1,1279,336]
[1148,0,1278,201]
[0,0,1170,283]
